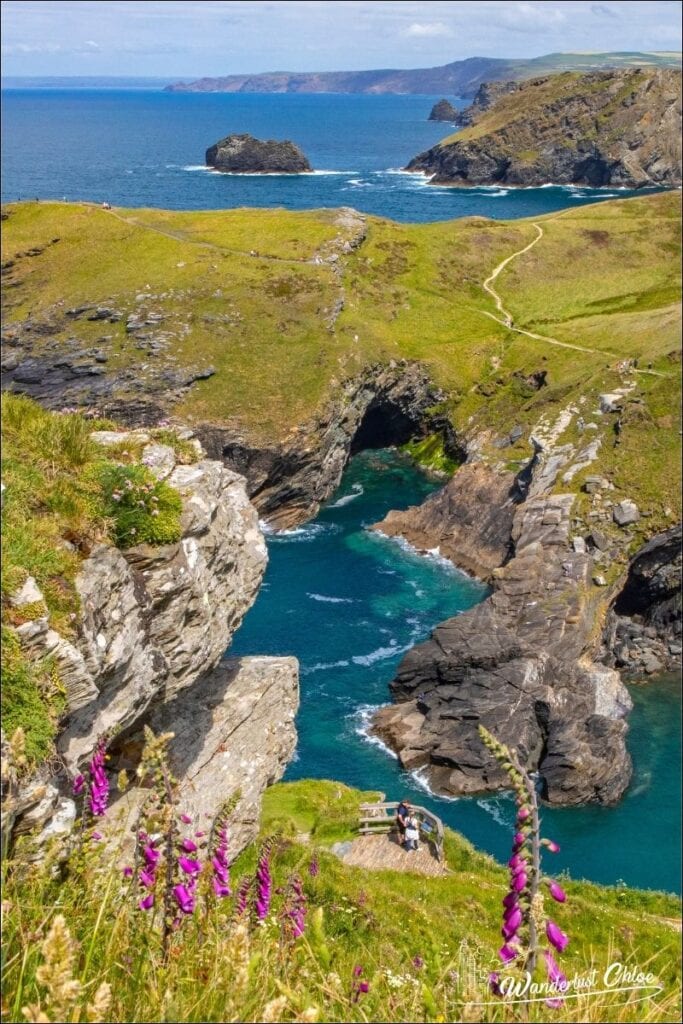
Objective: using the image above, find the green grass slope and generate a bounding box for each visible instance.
[2,193,681,530]
[3,779,680,1022]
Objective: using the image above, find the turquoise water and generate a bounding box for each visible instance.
[0,90,662,221]
[231,451,682,894]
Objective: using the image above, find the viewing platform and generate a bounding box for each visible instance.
[331,801,448,878]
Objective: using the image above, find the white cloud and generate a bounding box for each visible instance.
[403,21,454,38]
[498,2,566,34]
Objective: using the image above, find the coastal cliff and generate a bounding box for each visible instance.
[2,407,299,855]
[407,68,682,187]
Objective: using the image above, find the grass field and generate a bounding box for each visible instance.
[2,193,681,526]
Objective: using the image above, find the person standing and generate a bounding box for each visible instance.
[396,799,410,845]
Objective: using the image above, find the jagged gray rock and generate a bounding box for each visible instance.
[373,492,633,806]
[206,134,312,173]
[372,461,518,581]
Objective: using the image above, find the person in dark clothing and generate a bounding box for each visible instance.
[396,799,410,843]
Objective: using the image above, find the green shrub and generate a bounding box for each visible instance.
[0,627,63,766]
[93,462,183,548]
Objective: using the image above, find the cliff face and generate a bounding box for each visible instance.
[372,462,518,581]
[199,361,462,529]
[373,490,635,806]
[6,435,299,856]
[407,68,682,187]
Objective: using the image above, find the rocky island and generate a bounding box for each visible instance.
[407,67,682,187]
[205,133,312,173]
[428,99,459,122]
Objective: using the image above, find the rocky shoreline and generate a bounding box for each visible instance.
[407,68,682,188]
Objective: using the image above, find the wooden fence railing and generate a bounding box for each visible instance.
[358,801,445,861]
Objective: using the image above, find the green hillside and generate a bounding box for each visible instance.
[2,193,681,535]
[2,779,680,1022]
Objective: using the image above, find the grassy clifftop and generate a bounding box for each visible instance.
[2,193,681,532]
[3,778,681,1022]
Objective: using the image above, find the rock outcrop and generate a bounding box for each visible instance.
[372,462,518,581]
[428,99,459,122]
[113,656,298,858]
[206,134,312,173]
[603,523,682,675]
[373,491,634,806]
[7,439,300,852]
[199,361,462,529]
[407,68,682,187]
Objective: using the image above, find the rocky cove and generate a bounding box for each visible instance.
[3,354,681,864]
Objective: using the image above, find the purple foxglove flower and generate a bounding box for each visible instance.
[73,774,85,796]
[517,807,530,821]
[91,831,102,841]
[181,839,198,853]
[545,839,561,853]
[178,856,201,875]
[549,882,566,903]
[508,854,521,869]
[194,830,206,838]
[499,944,518,964]
[502,892,518,909]
[489,972,504,997]
[501,922,518,942]
[358,982,369,994]
[143,845,160,866]
[512,860,527,875]
[546,920,569,952]
[512,872,528,892]
[504,907,522,931]
[122,866,133,878]
[180,814,192,824]
[514,832,525,846]
[213,879,231,897]
[138,893,154,911]
[173,884,195,915]
[353,966,364,977]
[139,869,155,889]
[308,857,319,877]
[543,950,567,987]
[255,852,272,920]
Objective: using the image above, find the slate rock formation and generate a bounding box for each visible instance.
[206,133,312,173]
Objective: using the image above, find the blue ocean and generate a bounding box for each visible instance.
[0,89,660,219]
[2,89,679,892]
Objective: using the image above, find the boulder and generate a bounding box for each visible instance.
[613,499,640,527]
[206,134,312,174]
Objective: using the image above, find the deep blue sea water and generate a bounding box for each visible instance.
[0,90,661,221]
[231,452,682,894]
[2,89,679,892]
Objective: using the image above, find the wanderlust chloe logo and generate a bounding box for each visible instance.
[479,961,664,1007]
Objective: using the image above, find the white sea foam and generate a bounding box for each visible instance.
[267,522,340,543]
[327,483,364,508]
[352,704,399,759]
[302,659,350,676]
[352,642,412,666]
[307,592,354,604]
[476,795,513,827]
[411,767,460,802]
[182,164,212,171]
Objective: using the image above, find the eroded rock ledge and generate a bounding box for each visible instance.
[372,462,519,581]
[6,443,299,854]
[373,490,635,806]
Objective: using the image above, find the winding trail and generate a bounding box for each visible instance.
[479,221,669,375]
[482,222,544,328]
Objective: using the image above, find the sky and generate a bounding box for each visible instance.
[1,0,681,79]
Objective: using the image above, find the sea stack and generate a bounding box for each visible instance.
[205,133,312,173]
[428,98,459,122]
